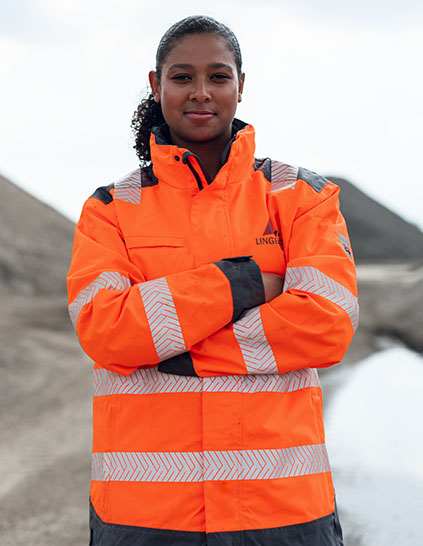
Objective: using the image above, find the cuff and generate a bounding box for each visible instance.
[214,256,265,322]
[158,352,198,376]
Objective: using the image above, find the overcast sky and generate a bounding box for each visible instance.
[1,0,422,229]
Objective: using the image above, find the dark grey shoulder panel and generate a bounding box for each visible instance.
[297,167,329,193]
[90,183,114,204]
[254,157,272,181]
[90,166,158,205]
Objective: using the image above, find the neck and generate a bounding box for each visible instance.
[169,128,233,181]
[186,141,225,181]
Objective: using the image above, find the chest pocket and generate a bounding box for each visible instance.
[125,235,190,280]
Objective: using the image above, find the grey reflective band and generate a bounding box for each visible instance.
[114,168,142,204]
[93,367,320,397]
[138,277,186,361]
[68,272,131,328]
[283,266,359,331]
[233,307,279,374]
[92,444,330,483]
[269,161,298,192]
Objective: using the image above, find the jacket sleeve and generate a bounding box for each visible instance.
[159,179,358,377]
[67,195,265,375]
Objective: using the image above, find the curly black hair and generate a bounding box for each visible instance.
[131,15,243,165]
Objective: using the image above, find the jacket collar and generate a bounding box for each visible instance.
[149,119,256,191]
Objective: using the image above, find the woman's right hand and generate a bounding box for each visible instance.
[261,272,284,302]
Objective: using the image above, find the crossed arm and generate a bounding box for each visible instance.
[67,184,358,377]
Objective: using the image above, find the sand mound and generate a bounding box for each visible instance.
[0,174,75,295]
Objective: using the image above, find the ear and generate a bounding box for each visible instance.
[149,71,161,103]
[238,72,245,103]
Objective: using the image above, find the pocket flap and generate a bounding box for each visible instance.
[125,235,185,249]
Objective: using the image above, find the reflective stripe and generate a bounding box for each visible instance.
[269,161,298,192]
[202,368,320,393]
[114,168,142,205]
[283,266,359,331]
[68,272,131,328]
[92,444,330,483]
[233,308,279,374]
[93,367,320,397]
[138,278,186,360]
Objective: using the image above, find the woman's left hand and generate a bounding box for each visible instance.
[261,272,284,302]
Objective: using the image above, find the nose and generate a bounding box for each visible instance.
[189,77,211,102]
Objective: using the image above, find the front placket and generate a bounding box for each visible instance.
[187,175,244,542]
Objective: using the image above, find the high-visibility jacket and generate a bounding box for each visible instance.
[67,119,357,545]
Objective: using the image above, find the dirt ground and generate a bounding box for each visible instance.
[0,296,91,545]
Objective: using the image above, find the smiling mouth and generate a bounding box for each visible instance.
[184,111,216,119]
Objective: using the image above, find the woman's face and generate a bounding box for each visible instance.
[149,33,244,149]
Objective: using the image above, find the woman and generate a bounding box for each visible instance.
[67,15,358,546]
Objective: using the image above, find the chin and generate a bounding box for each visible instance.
[184,128,226,144]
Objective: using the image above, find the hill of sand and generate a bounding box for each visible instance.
[0,174,75,296]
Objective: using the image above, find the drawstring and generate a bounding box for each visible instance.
[182,152,212,190]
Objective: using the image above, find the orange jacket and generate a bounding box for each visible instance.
[67,120,357,544]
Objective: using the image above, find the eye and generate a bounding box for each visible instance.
[211,73,231,81]
[172,74,191,81]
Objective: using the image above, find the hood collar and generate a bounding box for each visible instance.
[149,119,256,191]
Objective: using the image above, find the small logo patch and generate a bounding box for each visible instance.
[256,220,283,247]
[338,232,352,258]
[263,219,274,235]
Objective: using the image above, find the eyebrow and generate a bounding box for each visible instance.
[168,62,234,73]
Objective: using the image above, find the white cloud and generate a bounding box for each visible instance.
[264,0,423,30]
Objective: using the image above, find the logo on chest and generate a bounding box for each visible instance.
[256,219,283,248]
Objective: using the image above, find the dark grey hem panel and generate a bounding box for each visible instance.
[90,183,114,205]
[297,167,330,193]
[208,509,344,546]
[90,502,207,545]
[158,352,198,376]
[214,256,265,322]
[90,501,343,546]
